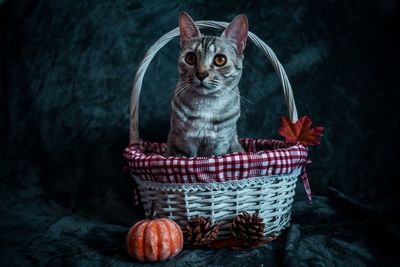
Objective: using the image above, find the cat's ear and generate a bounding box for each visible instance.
[179,12,201,48]
[221,14,248,55]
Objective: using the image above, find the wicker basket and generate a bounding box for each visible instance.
[125,20,307,238]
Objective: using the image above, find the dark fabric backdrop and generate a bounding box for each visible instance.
[1,0,399,266]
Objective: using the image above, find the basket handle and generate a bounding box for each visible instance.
[129,20,298,144]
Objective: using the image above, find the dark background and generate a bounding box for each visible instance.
[1,0,399,266]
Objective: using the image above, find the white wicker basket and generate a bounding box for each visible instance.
[128,20,302,238]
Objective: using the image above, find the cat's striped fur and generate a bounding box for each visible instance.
[167,13,248,157]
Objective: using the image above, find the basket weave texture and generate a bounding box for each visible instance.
[125,20,310,238]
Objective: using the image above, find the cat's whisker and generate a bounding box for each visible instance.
[239,95,254,105]
[158,79,191,102]
[176,83,191,104]
[240,99,250,116]
[229,89,252,115]
[239,96,253,115]
[166,87,177,99]
[178,82,190,93]
[152,86,177,111]
[176,81,189,93]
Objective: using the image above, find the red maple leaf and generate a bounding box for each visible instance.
[278,116,324,146]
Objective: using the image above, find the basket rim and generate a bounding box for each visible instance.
[124,138,308,184]
[125,138,306,160]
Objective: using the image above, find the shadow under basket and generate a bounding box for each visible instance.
[125,20,310,239]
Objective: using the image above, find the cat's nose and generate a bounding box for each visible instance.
[196,71,209,81]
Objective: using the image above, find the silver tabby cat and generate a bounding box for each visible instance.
[167,12,248,157]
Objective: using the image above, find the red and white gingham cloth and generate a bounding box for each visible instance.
[125,137,307,176]
[124,138,312,201]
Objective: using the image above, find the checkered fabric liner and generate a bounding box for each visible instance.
[124,138,308,184]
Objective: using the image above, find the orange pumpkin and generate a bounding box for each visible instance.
[126,205,183,262]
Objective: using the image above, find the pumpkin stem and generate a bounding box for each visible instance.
[149,201,157,219]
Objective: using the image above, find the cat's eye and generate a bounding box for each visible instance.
[185,52,197,65]
[214,54,227,66]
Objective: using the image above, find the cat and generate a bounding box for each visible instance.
[166,12,248,157]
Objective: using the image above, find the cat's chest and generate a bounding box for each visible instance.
[189,109,217,122]
[186,112,218,137]
[171,93,239,139]
[175,106,218,137]
[174,99,220,123]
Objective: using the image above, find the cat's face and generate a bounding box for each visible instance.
[178,13,248,96]
[178,36,243,95]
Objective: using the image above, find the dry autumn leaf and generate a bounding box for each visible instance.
[278,116,324,146]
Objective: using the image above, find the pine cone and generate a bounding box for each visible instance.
[183,216,220,248]
[231,211,265,248]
